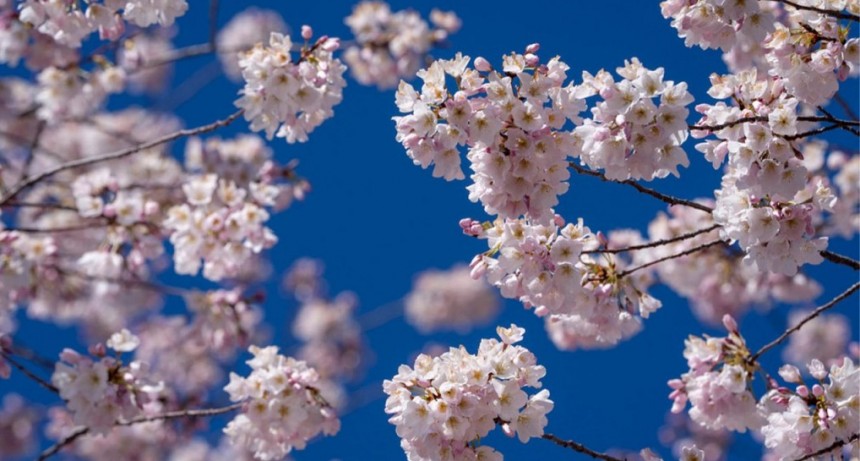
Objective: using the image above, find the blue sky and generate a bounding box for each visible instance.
[5,1,859,460]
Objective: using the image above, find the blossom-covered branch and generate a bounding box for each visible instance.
[39,403,243,461]
[0,110,244,206]
[771,0,860,22]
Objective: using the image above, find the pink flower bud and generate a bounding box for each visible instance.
[722,314,738,333]
[812,384,824,397]
[796,385,809,397]
[301,25,313,40]
[525,43,540,54]
[524,53,539,67]
[474,56,492,72]
[89,343,106,357]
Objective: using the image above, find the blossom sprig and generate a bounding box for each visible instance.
[235,28,346,144]
[394,44,583,221]
[571,57,694,181]
[223,345,340,461]
[343,1,460,89]
[760,358,859,460]
[163,172,278,282]
[17,0,188,50]
[216,8,288,82]
[692,70,838,276]
[383,324,553,461]
[467,213,662,350]
[51,329,164,433]
[668,315,762,433]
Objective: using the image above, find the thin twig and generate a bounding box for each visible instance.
[0,351,58,393]
[358,299,405,331]
[541,433,624,461]
[749,282,859,362]
[834,93,858,121]
[569,162,714,213]
[793,433,859,461]
[0,110,243,206]
[617,240,726,278]
[19,120,46,183]
[771,0,860,22]
[584,224,720,255]
[38,403,243,460]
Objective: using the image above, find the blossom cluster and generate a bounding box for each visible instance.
[235,29,346,143]
[695,70,834,275]
[223,345,340,460]
[759,358,859,460]
[35,65,126,122]
[51,329,163,433]
[670,317,860,460]
[468,213,660,350]
[164,173,278,281]
[404,264,499,333]
[668,316,761,433]
[0,393,39,458]
[383,325,552,460]
[17,0,188,49]
[663,0,859,105]
[394,46,581,220]
[644,203,820,325]
[343,1,460,88]
[572,57,693,181]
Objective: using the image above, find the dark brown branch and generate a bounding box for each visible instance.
[820,249,860,270]
[749,282,859,362]
[0,351,58,393]
[39,403,243,460]
[771,0,860,22]
[793,433,859,461]
[0,110,243,206]
[690,115,859,133]
[584,224,720,255]
[569,162,714,213]
[541,433,624,461]
[617,240,726,278]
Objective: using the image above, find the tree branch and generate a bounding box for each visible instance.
[39,403,243,460]
[584,224,720,255]
[541,433,624,461]
[569,162,714,213]
[820,249,860,270]
[0,351,58,393]
[793,433,859,461]
[0,110,243,207]
[771,0,860,22]
[616,240,726,278]
[749,281,859,362]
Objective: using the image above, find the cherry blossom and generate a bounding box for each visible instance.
[235,29,346,143]
[223,345,340,460]
[383,324,552,460]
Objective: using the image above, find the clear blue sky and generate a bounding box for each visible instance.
[6,1,859,460]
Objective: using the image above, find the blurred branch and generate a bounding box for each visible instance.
[39,403,243,460]
[0,109,243,206]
